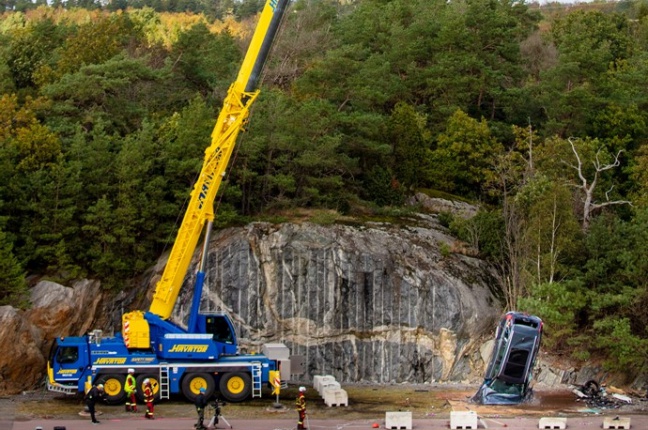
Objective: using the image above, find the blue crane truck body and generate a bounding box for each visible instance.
[49,312,285,403]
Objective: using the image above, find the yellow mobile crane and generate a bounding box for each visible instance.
[48,0,292,404]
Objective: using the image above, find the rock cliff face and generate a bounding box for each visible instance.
[0,280,102,394]
[1,213,506,394]
[169,215,502,384]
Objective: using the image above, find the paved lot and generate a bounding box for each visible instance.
[7,385,648,430]
[10,414,648,430]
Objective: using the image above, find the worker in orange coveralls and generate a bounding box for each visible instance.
[143,378,155,419]
[295,386,307,429]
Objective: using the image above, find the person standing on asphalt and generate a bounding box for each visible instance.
[125,368,137,413]
[295,386,307,430]
[143,379,155,419]
[194,387,208,429]
[85,383,105,424]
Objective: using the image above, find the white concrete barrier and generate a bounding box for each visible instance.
[450,411,478,429]
[603,417,631,429]
[319,380,341,396]
[323,388,348,407]
[313,375,335,393]
[385,411,412,430]
[312,375,324,392]
[539,417,567,429]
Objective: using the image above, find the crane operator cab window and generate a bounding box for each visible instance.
[57,346,79,364]
[206,315,234,344]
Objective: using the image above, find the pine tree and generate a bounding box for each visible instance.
[0,229,29,308]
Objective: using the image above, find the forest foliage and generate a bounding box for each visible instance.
[3,0,648,373]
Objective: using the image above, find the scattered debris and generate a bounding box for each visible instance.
[611,394,632,403]
[572,380,634,409]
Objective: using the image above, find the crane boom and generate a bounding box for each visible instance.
[150,0,288,319]
[121,0,289,346]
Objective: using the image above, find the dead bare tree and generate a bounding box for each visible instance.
[491,146,530,311]
[534,194,561,285]
[566,138,632,231]
[500,193,528,311]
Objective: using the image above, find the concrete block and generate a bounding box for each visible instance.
[539,417,567,429]
[319,380,341,396]
[323,388,348,407]
[313,375,335,393]
[603,417,631,429]
[385,411,412,430]
[312,375,324,392]
[450,411,478,429]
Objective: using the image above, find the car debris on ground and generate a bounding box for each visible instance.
[572,380,635,409]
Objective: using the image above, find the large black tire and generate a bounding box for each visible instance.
[181,372,216,402]
[135,373,160,402]
[95,374,127,405]
[219,372,252,403]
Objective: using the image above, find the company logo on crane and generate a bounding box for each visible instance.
[168,344,209,353]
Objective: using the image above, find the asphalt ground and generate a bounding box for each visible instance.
[6,385,648,430]
[8,414,648,430]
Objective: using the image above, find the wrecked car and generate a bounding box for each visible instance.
[473,311,543,405]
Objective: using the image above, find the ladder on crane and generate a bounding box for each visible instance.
[159,364,170,400]
[251,362,262,398]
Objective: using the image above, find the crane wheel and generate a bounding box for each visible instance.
[95,374,127,405]
[219,372,251,403]
[182,372,215,402]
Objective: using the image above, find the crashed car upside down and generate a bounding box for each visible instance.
[472,311,543,405]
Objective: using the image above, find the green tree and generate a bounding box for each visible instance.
[0,228,28,308]
[0,94,68,273]
[51,14,142,79]
[0,39,17,94]
[170,23,240,97]
[531,9,635,137]
[42,55,173,136]
[81,196,122,284]
[233,90,356,212]
[519,279,587,351]
[26,156,83,279]
[551,10,633,76]
[522,176,581,284]
[6,18,66,89]
[426,0,539,122]
[157,97,215,201]
[362,165,404,207]
[429,109,503,199]
[387,102,431,190]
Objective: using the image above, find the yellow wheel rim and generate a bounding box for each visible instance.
[191,375,209,395]
[103,377,123,396]
[226,375,245,395]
